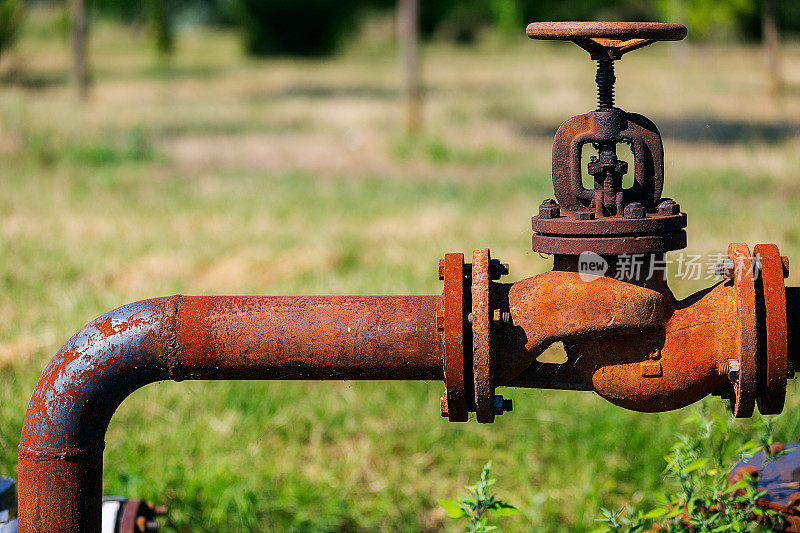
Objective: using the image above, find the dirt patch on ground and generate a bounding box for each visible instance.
[164,132,396,176]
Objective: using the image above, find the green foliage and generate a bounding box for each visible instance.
[89,0,178,56]
[593,406,785,533]
[75,0,800,58]
[235,0,361,57]
[0,0,25,59]
[439,462,519,532]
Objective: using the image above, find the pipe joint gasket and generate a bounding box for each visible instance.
[17,443,103,462]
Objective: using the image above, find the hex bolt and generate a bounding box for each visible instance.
[714,259,735,279]
[440,393,449,417]
[492,395,512,415]
[657,199,680,215]
[539,199,561,219]
[623,202,645,219]
[718,359,740,377]
[492,309,511,323]
[574,210,595,220]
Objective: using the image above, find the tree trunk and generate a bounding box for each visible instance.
[71,0,88,99]
[762,0,783,96]
[397,0,420,135]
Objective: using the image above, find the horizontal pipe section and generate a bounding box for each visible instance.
[18,294,441,532]
[175,296,443,381]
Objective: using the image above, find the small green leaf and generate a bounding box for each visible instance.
[489,501,519,516]
[439,499,467,518]
[667,507,683,518]
[681,458,708,474]
[642,507,668,519]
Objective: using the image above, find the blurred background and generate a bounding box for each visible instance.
[1,0,800,531]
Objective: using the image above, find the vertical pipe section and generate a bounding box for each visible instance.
[18,294,441,532]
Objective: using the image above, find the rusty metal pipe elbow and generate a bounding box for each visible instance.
[18,294,442,532]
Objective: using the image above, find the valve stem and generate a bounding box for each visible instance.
[595,58,615,109]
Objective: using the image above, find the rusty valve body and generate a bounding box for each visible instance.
[16,21,800,533]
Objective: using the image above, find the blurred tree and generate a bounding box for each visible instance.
[71,0,88,99]
[0,0,25,62]
[147,0,174,56]
[761,0,783,95]
[398,0,420,134]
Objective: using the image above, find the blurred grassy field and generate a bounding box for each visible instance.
[2,8,800,532]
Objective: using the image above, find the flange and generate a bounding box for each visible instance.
[440,253,469,422]
[471,249,495,423]
[729,243,757,418]
[531,231,686,256]
[753,243,788,415]
[532,212,686,235]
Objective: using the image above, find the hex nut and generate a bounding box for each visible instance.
[657,199,680,216]
[539,204,561,219]
[623,202,645,219]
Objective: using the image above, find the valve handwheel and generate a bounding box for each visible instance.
[526,21,686,59]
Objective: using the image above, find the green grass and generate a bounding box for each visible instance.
[2,8,800,531]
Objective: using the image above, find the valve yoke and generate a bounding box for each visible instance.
[527,22,688,255]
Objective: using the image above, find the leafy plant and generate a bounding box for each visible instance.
[593,406,784,533]
[0,0,25,60]
[439,462,518,532]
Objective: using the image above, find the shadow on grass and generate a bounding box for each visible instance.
[0,68,68,90]
[249,83,399,101]
[519,117,800,145]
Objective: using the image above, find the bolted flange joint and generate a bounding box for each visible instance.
[438,249,510,423]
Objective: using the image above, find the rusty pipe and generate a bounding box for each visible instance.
[18,294,441,532]
[17,248,799,531]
